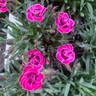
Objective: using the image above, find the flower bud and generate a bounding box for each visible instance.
[22,35,27,40]
[20,65,24,70]
[34,40,38,43]
[25,2,27,6]
[3,87,8,91]
[0,18,4,22]
[47,4,52,9]
[42,69,56,76]
[47,37,50,40]
[23,51,28,63]
[43,51,46,56]
[7,47,14,55]
[84,47,89,50]
[0,76,7,81]
[76,62,81,69]
[49,29,55,34]
[6,39,14,45]
[9,0,18,9]
[52,13,56,18]
[34,44,38,48]
[65,64,72,72]
[53,6,58,10]
[17,29,20,32]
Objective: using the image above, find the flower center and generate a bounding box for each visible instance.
[27,73,35,84]
[61,49,69,60]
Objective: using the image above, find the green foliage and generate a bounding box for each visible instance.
[0,0,96,96]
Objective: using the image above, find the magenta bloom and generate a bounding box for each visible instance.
[26,4,46,21]
[19,66,44,91]
[23,49,45,70]
[0,0,7,12]
[55,12,74,33]
[56,44,75,64]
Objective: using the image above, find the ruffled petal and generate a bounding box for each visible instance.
[56,52,64,62]
[33,16,43,21]
[26,13,34,21]
[23,66,32,73]
[1,6,7,12]
[36,73,44,82]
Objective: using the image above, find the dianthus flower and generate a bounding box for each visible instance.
[0,0,7,12]
[23,49,45,70]
[55,12,74,33]
[26,4,46,21]
[56,44,75,64]
[19,66,44,91]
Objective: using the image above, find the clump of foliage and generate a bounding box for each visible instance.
[0,0,96,96]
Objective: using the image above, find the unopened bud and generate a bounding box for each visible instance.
[34,40,38,43]
[20,65,24,70]
[95,72,96,76]
[65,64,72,72]
[34,44,38,48]
[53,6,58,10]
[9,0,18,9]
[0,76,7,81]
[0,18,4,22]
[52,13,56,17]
[62,41,65,43]
[17,29,20,32]
[7,47,14,55]
[47,4,52,9]
[9,0,18,4]
[42,69,56,76]
[47,37,50,40]
[49,29,55,34]
[6,39,14,45]
[23,51,28,63]
[22,35,27,40]
[43,52,46,56]
[3,87,8,91]
[25,2,27,6]
[76,62,81,69]
[84,47,89,50]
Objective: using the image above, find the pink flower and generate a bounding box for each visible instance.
[56,44,75,64]
[26,4,46,21]
[23,49,45,70]
[0,0,7,12]
[19,66,44,91]
[55,12,74,33]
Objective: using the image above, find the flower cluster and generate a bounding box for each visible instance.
[19,49,45,91]
[19,3,75,91]
[0,0,7,12]
[19,66,44,91]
